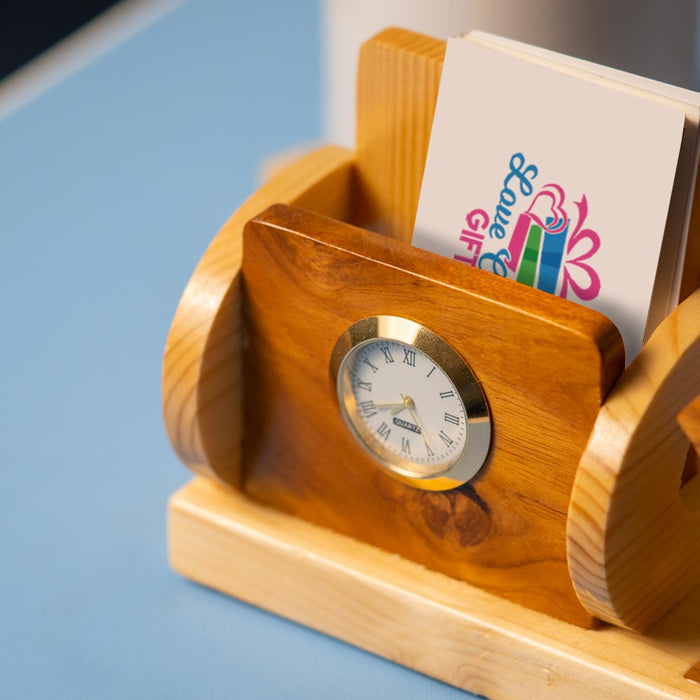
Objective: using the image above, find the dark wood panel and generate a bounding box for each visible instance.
[241,203,624,627]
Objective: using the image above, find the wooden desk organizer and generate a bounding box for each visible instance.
[164,28,700,697]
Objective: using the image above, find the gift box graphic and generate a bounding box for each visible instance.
[505,184,601,301]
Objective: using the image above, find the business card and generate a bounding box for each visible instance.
[413,38,685,358]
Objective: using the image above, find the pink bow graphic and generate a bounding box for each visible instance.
[559,195,601,301]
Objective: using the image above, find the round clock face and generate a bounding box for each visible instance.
[340,339,467,474]
[330,316,491,490]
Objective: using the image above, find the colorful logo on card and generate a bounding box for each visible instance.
[454,152,601,301]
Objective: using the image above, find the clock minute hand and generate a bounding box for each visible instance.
[401,394,433,451]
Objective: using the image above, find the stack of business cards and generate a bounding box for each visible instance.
[413,32,700,360]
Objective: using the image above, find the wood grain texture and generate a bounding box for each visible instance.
[241,203,624,627]
[567,289,700,631]
[169,476,700,699]
[679,395,700,457]
[355,28,445,241]
[684,662,700,686]
[161,145,355,486]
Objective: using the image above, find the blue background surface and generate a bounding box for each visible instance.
[0,1,475,697]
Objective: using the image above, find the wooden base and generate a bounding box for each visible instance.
[169,477,700,699]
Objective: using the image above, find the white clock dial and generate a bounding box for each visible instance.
[331,316,491,490]
[341,340,467,475]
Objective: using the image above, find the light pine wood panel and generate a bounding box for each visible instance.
[679,395,700,456]
[162,146,355,486]
[169,476,700,699]
[241,204,624,627]
[567,289,700,631]
[355,28,445,241]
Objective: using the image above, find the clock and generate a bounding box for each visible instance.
[330,315,491,490]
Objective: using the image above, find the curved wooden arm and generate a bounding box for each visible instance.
[678,395,700,459]
[162,145,355,486]
[567,289,700,631]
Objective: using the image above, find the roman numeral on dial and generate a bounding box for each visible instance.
[380,346,394,363]
[376,422,391,440]
[362,357,378,373]
[402,349,416,367]
[438,430,453,447]
[444,412,460,426]
[359,400,377,418]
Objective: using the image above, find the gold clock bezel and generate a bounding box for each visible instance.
[330,316,491,491]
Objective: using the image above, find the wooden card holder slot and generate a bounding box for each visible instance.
[163,27,700,697]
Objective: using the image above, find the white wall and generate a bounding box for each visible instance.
[322,0,698,146]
